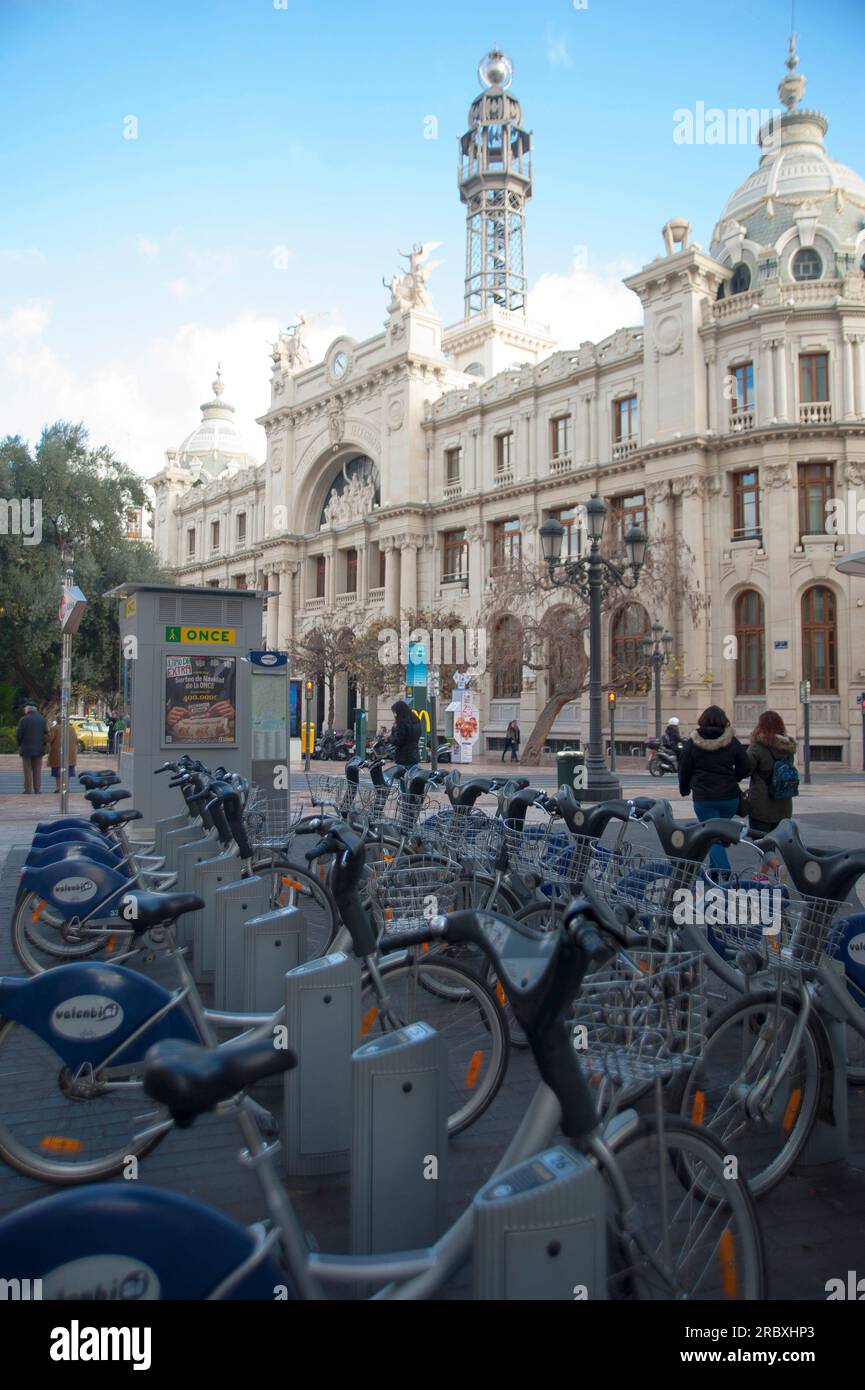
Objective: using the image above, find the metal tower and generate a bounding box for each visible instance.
[459,51,532,317]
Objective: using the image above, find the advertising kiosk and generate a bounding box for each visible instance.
[106,583,264,826]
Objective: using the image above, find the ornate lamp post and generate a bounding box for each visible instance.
[641,622,674,740]
[539,495,647,799]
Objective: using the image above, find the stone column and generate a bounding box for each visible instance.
[855,336,865,420]
[399,537,418,615]
[382,538,400,616]
[843,335,857,419]
[521,409,533,480]
[470,427,480,493]
[773,339,788,422]
[277,564,293,650]
[264,567,279,648]
[759,339,775,425]
[583,391,595,465]
[705,352,716,433]
[359,543,369,605]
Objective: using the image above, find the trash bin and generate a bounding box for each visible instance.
[354,708,367,757]
[557,748,587,798]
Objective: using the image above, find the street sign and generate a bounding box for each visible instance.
[59,585,87,635]
[165,626,236,645]
[428,668,441,698]
[799,680,811,704]
[248,649,288,669]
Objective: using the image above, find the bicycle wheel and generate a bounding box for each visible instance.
[602,1113,767,1299]
[0,1020,170,1184]
[251,856,339,961]
[359,955,509,1136]
[674,989,822,1198]
[12,891,126,976]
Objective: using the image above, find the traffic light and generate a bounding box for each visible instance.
[304,679,314,699]
[608,691,616,707]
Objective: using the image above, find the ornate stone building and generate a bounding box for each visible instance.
[151,45,865,764]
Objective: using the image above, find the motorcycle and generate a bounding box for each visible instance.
[313,729,354,761]
[645,736,679,778]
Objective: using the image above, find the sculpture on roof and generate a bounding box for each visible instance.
[271,313,316,373]
[383,242,441,311]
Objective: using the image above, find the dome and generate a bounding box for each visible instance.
[175,369,252,474]
[710,42,865,280]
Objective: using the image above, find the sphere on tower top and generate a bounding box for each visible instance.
[478,49,513,90]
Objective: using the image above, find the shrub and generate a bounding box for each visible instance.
[0,726,19,754]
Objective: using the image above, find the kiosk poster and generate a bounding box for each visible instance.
[164,655,237,745]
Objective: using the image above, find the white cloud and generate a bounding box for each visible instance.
[0,247,46,265]
[528,254,643,345]
[136,237,160,258]
[0,300,349,479]
[545,28,574,69]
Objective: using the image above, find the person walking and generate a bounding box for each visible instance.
[677,705,751,872]
[746,710,798,836]
[389,700,421,767]
[48,719,79,794]
[502,718,521,763]
[16,702,47,794]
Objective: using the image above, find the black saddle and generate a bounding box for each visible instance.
[143,1038,297,1125]
[89,808,143,833]
[121,890,203,930]
[85,787,131,808]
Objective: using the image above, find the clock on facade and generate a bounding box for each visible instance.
[332,350,348,378]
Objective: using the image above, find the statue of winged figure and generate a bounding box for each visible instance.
[383,241,441,311]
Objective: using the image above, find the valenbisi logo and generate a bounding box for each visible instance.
[53,875,98,903]
[44,1255,160,1302]
[51,996,124,1041]
[50,1319,152,1371]
[846,933,865,961]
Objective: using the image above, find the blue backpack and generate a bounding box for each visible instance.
[767,753,799,800]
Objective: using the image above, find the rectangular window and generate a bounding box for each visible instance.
[798,461,834,535]
[799,352,829,404]
[609,492,646,545]
[378,547,387,588]
[345,548,358,593]
[210,520,220,554]
[206,579,220,588]
[492,518,522,571]
[731,362,754,411]
[495,433,513,474]
[732,470,761,539]
[549,506,583,560]
[236,512,246,545]
[445,447,462,485]
[186,527,196,559]
[315,555,326,598]
[233,574,247,590]
[550,415,572,458]
[613,396,639,442]
[442,529,469,582]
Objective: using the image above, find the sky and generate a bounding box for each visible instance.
[0,0,860,477]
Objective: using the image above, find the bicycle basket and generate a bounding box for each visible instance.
[367,856,461,934]
[573,950,707,1085]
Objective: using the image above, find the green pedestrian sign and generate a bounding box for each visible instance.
[166,626,181,642]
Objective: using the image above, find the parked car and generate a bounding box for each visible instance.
[70,717,109,751]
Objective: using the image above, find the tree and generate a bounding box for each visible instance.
[350,606,467,709]
[289,613,356,731]
[0,422,168,710]
[483,525,705,762]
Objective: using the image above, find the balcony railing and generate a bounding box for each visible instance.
[444,482,462,500]
[729,410,754,433]
[494,469,514,487]
[367,586,385,604]
[612,437,639,461]
[731,526,762,543]
[550,453,573,475]
[234,537,247,550]
[336,591,357,607]
[799,402,832,425]
[305,595,326,612]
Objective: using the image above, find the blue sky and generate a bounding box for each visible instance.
[0,0,859,473]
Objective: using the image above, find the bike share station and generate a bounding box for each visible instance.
[106,582,453,1258]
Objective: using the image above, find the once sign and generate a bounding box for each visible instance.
[165,626,236,645]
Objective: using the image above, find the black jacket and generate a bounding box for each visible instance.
[391,716,421,767]
[16,710,47,758]
[678,724,751,802]
[747,735,797,825]
[661,727,683,754]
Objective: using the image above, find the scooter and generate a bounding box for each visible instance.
[645,737,678,778]
[313,730,354,761]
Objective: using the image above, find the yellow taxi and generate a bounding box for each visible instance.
[70,717,110,751]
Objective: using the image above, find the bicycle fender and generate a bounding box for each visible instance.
[0,1184,293,1300]
[18,857,132,921]
[0,963,198,1070]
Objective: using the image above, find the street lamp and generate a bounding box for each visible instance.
[540,495,647,799]
[641,622,674,740]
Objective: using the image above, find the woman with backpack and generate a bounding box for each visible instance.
[677,705,752,872]
[746,710,798,836]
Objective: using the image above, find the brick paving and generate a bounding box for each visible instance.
[1,764,864,1298]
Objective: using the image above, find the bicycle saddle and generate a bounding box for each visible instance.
[755,819,865,901]
[78,771,121,790]
[143,1037,297,1126]
[89,808,143,833]
[645,800,741,861]
[122,890,204,930]
[85,787,131,808]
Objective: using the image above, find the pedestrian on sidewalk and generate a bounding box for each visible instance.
[502,719,521,763]
[677,704,751,872]
[746,711,798,836]
[16,702,47,794]
[48,719,79,793]
[390,700,421,768]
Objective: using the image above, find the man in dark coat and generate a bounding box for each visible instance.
[16,702,47,794]
[390,700,421,767]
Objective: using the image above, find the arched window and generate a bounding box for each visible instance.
[611,603,651,694]
[734,590,765,694]
[730,262,751,295]
[802,585,837,693]
[548,609,583,697]
[792,247,823,282]
[492,615,523,698]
